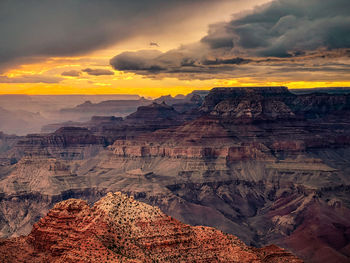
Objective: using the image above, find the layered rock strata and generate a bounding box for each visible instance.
[1,87,350,263]
[0,192,301,263]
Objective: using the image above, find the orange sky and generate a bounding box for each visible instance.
[1,0,349,97]
[2,52,349,97]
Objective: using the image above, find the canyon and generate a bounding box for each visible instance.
[0,87,349,262]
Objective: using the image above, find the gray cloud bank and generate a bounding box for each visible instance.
[82,68,114,76]
[61,70,81,77]
[110,0,350,80]
[0,75,62,84]
[0,0,228,72]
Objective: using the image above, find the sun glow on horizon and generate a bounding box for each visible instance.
[1,78,350,98]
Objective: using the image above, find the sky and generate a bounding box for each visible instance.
[0,0,349,97]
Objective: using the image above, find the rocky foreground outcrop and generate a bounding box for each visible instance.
[0,192,301,263]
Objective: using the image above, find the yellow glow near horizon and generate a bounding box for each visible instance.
[1,79,350,97]
[214,80,350,90]
[1,50,349,97]
[1,28,349,97]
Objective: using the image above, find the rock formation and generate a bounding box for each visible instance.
[155,91,206,113]
[1,87,350,263]
[125,102,181,125]
[42,101,198,144]
[0,192,301,263]
[107,87,350,262]
[200,87,296,122]
[13,127,107,160]
[60,98,152,116]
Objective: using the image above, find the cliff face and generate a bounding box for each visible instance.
[292,93,350,118]
[0,192,301,263]
[201,87,350,122]
[111,87,350,160]
[125,102,182,125]
[111,117,271,160]
[201,87,293,110]
[13,127,107,160]
[200,87,296,123]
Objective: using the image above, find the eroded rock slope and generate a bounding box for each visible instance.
[0,192,301,263]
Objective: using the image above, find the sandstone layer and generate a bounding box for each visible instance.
[0,192,301,263]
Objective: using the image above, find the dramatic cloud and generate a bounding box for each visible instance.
[0,75,62,84]
[111,50,166,72]
[0,0,233,73]
[61,70,81,77]
[110,0,350,80]
[204,0,350,57]
[82,68,114,76]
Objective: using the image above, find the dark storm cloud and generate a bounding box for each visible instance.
[111,47,252,74]
[201,22,235,49]
[82,68,114,76]
[0,0,228,73]
[110,50,166,72]
[61,70,81,77]
[0,75,62,83]
[110,0,350,80]
[212,0,350,57]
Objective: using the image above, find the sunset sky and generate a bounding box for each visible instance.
[1,0,349,97]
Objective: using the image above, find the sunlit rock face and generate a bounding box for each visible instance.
[0,192,302,263]
[1,87,350,263]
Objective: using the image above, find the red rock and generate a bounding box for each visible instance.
[270,196,350,263]
[0,192,302,263]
